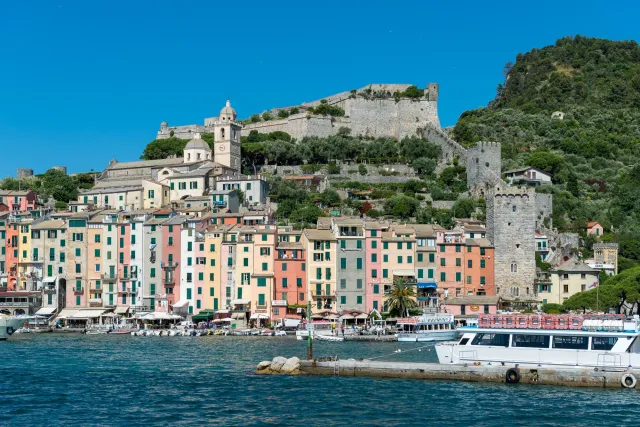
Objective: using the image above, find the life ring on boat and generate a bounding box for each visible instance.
[6,327,15,336]
[621,374,637,389]
[505,368,520,384]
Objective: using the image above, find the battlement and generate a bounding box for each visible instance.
[491,186,536,197]
[594,243,619,249]
[468,141,501,151]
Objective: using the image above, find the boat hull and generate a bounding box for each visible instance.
[0,317,28,341]
[397,330,459,343]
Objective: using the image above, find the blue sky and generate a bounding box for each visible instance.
[0,0,636,177]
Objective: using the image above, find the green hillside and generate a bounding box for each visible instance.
[453,36,640,256]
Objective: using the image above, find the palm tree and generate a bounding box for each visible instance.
[384,277,417,317]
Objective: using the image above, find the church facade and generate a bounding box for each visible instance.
[82,101,247,209]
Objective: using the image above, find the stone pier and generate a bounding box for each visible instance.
[257,358,640,389]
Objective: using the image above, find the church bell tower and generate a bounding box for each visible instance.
[214,100,241,172]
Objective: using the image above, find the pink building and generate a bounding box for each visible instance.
[365,223,383,313]
[194,229,207,314]
[161,217,182,309]
[0,190,37,211]
[586,222,604,237]
[442,296,500,316]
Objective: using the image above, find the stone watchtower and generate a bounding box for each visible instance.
[214,100,242,172]
[466,142,502,196]
[486,185,537,301]
[427,83,439,101]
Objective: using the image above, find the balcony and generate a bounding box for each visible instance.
[339,230,364,237]
[73,287,84,294]
[21,256,43,264]
[163,277,175,286]
[89,298,102,307]
[117,287,132,294]
[89,284,102,292]
[272,300,288,307]
[161,261,179,270]
[44,286,56,293]
[101,273,118,282]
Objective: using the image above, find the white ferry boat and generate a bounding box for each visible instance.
[436,314,640,370]
[0,315,29,340]
[397,313,458,343]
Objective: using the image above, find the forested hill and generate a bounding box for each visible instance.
[453,36,640,233]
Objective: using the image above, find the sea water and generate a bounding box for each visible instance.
[1,334,637,426]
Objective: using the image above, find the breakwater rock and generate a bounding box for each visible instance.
[256,356,302,375]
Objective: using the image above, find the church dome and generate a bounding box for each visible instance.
[185,133,211,151]
[219,100,237,121]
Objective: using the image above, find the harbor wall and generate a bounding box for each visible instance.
[293,360,640,389]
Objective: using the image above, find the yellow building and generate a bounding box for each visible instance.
[302,229,336,314]
[541,259,599,305]
[251,228,276,320]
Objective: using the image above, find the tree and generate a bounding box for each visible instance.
[319,189,341,207]
[277,109,289,119]
[385,277,417,317]
[384,195,419,219]
[358,164,367,176]
[141,137,189,160]
[541,303,564,314]
[289,204,326,227]
[262,112,274,121]
[234,189,245,204]
[412,157,437,176]
[249,114,262,123]
[41,169,78,203]
[241,141,266,175]
[452,198,477,219]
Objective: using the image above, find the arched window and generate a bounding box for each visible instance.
[509,287,519,297]
[221,128,225,139]
[510,263,518,273]
[187,153,191,161]
[197,153,201,160]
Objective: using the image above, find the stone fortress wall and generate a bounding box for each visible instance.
[241,83,440,141]
[155,83,440,142]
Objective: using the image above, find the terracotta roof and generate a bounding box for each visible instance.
[587,222,601,228]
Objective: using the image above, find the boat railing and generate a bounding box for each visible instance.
[596,353,622,368]
[458,350,478,362]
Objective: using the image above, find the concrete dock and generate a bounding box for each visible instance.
[258,357,640,389]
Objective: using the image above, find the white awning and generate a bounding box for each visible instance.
[57,309,79,319]
[114,306,130,314]
[231,312,245,319]
[71,309,107,319]
[231,299,249,305]
[215,310,230,314]
[35,307,57,316]
[250,313,270,320]
[393,269,416,276]
[340,314,355,320]
[173,300,189,309]
[43,277,57,284]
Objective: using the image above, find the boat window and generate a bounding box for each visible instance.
[511,334,550,348]
[459,338,470,345]
[591,337,618,351]
[552,335,588,350]
[471,333,509,347]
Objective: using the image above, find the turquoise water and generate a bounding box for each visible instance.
[1,334,638,426]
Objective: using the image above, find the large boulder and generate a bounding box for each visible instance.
[271,356,288,372]
[257,361,272,371]
[281,357,301,374]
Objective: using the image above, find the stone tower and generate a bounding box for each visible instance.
[486,185,537,301]
[214,100,242,172]
[427,83,439,101]
[466,141,502,196]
